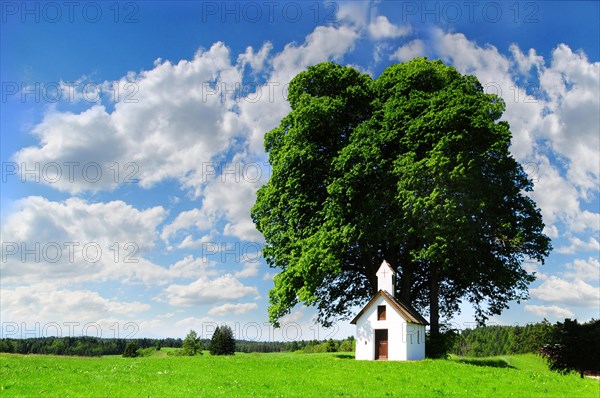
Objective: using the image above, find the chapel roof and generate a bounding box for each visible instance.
[350,289,429,326]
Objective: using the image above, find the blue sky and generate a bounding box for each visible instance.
[1,1,598,340]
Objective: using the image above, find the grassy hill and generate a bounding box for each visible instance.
[1,352,598,397]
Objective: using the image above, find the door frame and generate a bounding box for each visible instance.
[374,329,388,360]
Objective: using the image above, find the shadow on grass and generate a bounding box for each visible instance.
[335,354,354,360]
[454,358,515,369]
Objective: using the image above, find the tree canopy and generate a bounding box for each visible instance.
[182,329,202,356]
[540,318,600,378]
[210,326,236,355]
[122,341,140,358]
[251,59,551,337]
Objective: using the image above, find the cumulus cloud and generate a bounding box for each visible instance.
[368,16,410,39]
[237,42,273,72]
[208,302,257,316]
[564,257,600,282]
[14,43,243,194]
[556,236,600,254]
[530,276,599,307]
[538,45,600,196]
[234,261,261,278]
[391,39,425,62]
[509,44,544,74]
[0,196,168,285]
[162,274,258,306]
[0,285,150,327]
[524,304,574,319]
[241,24,359,154]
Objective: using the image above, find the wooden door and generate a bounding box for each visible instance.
[375,329,388,360]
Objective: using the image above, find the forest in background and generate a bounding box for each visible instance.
[0,319,576,358]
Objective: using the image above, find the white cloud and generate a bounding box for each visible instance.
[335,0,372,28]
[167,255,217,279]
[509,44,544,74]
[240,24,358,154]
[0,196,168,285]
[234,262,260,278]
[564,257,600,282]
[538,45,600,196]
[530,276,599,307]
[556,236,600,254]
[271,25,358,83]
[280,310,304,324]
[14,42,243,194]
[524,304,574,319]
[568,210,600,233]
[528,155,580,227]
[262,272,276,281]
[543,224,559,239]
[178,234,215,250]
[368,16,410,40]
[173,316,217,337]
[163,274,258,306]
[391,39,425,62]
[0,285,150,326]
[237,42,273,72]
[9,23,361,252]
[208,302,257,316]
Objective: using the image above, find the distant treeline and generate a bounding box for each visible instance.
[0,336,356,357]
[1,320,569,358]
[236,337,354,353]
[0,336,183,357]
[451,320,555,357]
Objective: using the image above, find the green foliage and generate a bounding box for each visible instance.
[210,326,236,356]
[452,320,555,357]
[2,352,597,397]
[540,319,600,378]
[122,341,140,358]
[252,60,551,330]
[138,347,159,357]
[0,336,183,356]
[182,330,202,356]
[427,328,459,359]
[338,336,355,352]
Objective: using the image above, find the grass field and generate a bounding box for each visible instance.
[1,351,598,397]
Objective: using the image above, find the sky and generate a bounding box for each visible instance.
[1,1,598,341]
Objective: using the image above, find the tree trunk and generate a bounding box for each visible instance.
[428,262,442,358]
[429,263,440,338]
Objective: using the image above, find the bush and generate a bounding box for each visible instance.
[338,338,355,352]
[210,326,235,355]
[426,328,459,359]
[182,330,202,356]
[122,342,139,358]
[138,347,157,357]
[540,319,600,378]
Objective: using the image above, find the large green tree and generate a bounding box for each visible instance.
[251,59,551,341]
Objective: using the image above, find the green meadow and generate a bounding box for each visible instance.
[1,351,598,397]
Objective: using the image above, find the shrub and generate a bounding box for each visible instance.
[540,319,600,378]
[182,330,202,356]
[122,342,140,358]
